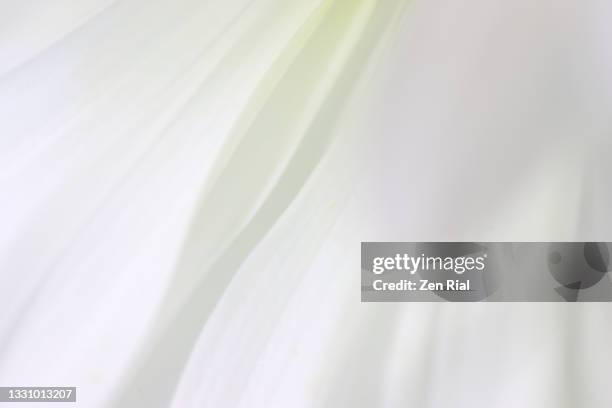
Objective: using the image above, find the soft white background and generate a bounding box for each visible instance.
[0,0,611,407]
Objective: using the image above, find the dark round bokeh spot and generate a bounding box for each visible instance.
[549,251,562,265]
[583,243,610,273]
[548,243,608,290]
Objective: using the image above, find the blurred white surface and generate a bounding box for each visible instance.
[0,0,611,407]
